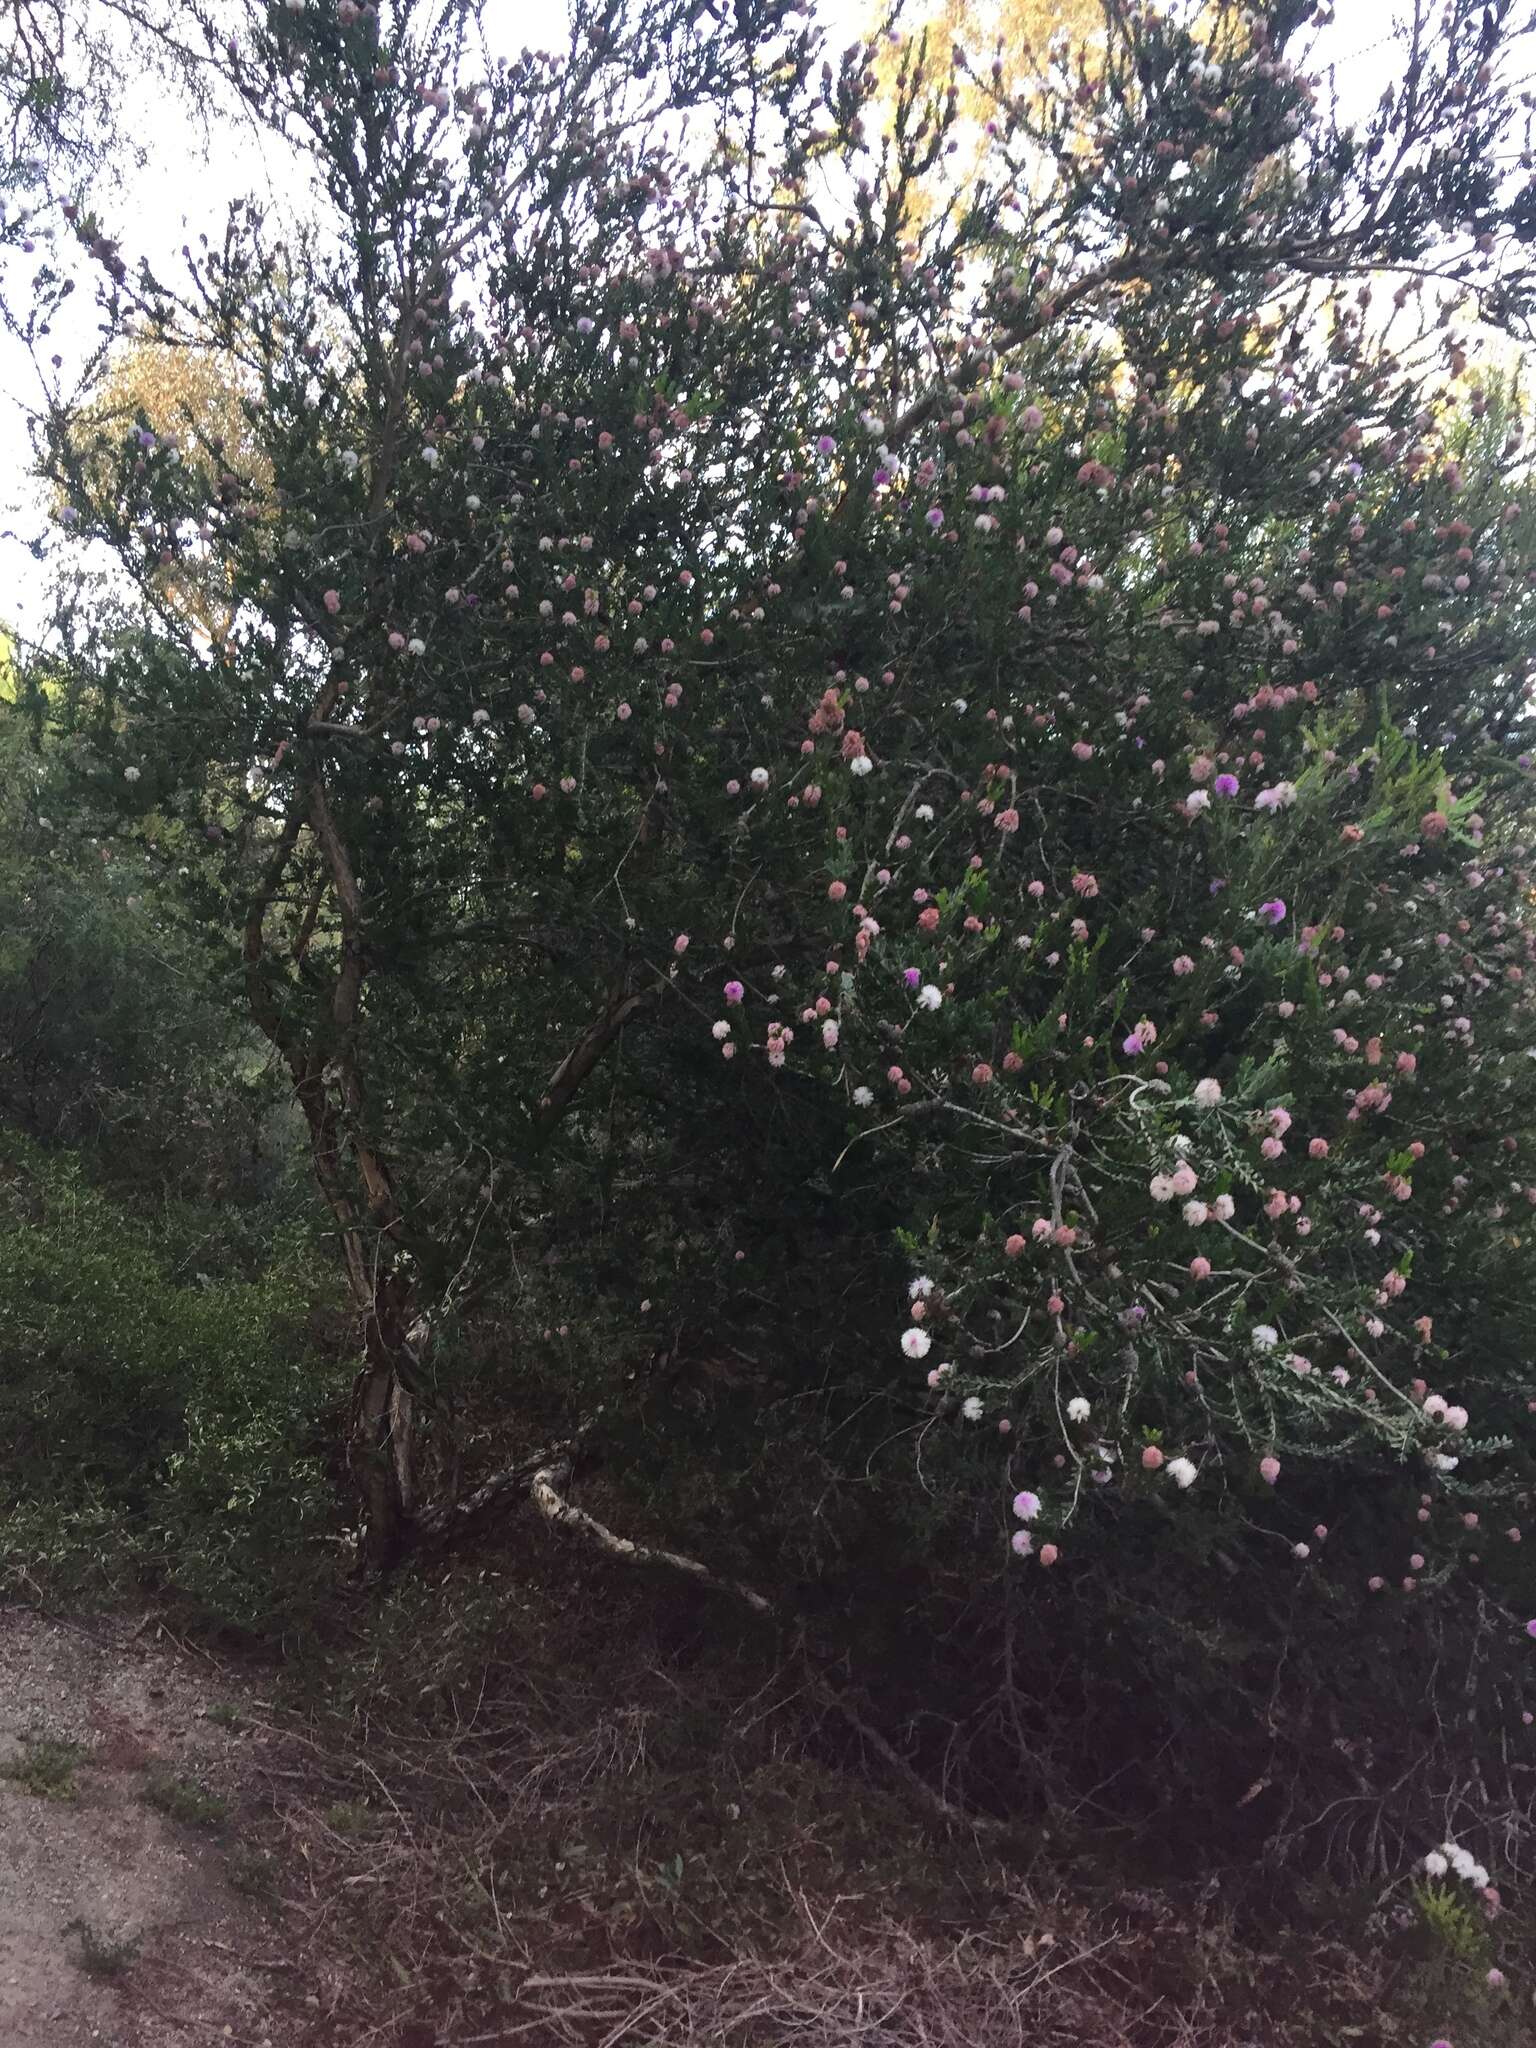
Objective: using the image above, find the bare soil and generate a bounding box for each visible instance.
[0,1605,310,2047]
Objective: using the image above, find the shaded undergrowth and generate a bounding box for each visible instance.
[219,1509,1529,2048]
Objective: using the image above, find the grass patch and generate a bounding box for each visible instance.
[0,1734,85,1801]
[204,1702,247,1731]
[141,1771,229,1830]
[322,1798,374,1835]
[228,1843,283,1906]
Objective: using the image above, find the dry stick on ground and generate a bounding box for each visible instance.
[528,1457,1019,1845]
[489,1923,1150,2048]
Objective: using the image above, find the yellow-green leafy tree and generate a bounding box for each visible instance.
[67,341,272,652]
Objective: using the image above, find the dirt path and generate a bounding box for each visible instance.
[0,1605,308,2047]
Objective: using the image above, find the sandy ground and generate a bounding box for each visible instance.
[0,1605,304,2048]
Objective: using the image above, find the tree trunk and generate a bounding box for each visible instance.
[305,765,421,1569]
[241,771,421,1571]
[349,1266,415,1571]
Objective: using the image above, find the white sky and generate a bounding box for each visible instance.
[0,0,1399,648]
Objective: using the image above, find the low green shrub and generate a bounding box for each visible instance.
[0,1734,85,1801]
[141,1772,229,1829]
[0,1129,337,1632]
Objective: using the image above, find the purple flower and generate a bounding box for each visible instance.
[723,980,745,1004]
[1259,898,1287,926]
[1526,1618,1536,1638]
[1012,1490,1041,1523]
[1123,1033,1144,1056]
[816,435,837,455]
[902,967,921,990]
[1214,774,1239,797]
[926,505,944,528]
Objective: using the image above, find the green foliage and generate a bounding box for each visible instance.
[1415,1880,1491,1968]
[141,1772,229,1830]
[0,1129,336,1631]
[0,1734,84,1801]
[0,704,306,1252]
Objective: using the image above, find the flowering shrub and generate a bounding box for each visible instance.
[831,695,1536,1600]
[24,0,1536,1857]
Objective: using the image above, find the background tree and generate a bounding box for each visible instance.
[0,651,301,1233]
[62,337,272,645]
[866,0,1104,226]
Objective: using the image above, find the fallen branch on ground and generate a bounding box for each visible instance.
[528,1456,1019,1843]
[529,1455,773,1613]
[407,1439,578,1552]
